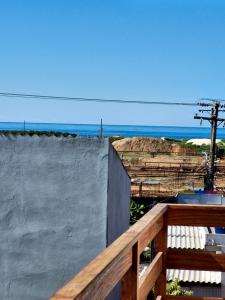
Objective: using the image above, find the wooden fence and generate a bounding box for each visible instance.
[50,204,225,300]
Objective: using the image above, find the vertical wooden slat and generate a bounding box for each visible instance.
[139,252,163,300]
[122,242,139,300]
[154,211,167,298]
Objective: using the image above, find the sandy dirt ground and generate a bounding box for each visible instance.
[113,138,225,196]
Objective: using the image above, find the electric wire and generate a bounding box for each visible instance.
[0,92,198,106]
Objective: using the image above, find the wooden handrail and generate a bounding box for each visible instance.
[49,204,225,300]
[50,204,167,300]
[165,297,223,300]
[167,204,225,227]
[167,249,225,271]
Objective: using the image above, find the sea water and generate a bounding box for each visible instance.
[0,122,224,140]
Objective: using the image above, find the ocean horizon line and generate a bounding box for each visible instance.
[0,121,211,129]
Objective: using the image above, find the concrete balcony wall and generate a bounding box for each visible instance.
[0,134,130,300]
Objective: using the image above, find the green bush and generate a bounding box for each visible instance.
[142,245,151,261]
[166,278,193,296]
[0,130,76,137]
[130,200,144,224]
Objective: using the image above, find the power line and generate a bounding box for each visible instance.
[200,97,225,102]
[0,92,197,106]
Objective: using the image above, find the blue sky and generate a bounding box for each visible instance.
[1,0,225,126]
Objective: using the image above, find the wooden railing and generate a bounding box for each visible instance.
[50,204,225,300]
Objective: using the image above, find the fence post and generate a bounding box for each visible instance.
[121,242,139,300]
[154,212,168,298]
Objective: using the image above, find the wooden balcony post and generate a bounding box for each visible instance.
[139,182,143,197]
[121,242,139,300]
[154,211,168,298]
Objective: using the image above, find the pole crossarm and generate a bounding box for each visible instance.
[194,115,225,122]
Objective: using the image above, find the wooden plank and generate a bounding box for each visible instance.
[50,242,132,300]
[167,249,225,272]
[139,252,163,300]
[154,212,168,298]
[129,203,167,256]
[167,204,225,227]
[122,242,139,300]
[138,215,163,254]
[165,296,223,300]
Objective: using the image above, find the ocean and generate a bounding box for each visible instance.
[0,122,225,140]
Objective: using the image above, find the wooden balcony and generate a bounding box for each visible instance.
[49,204,225,300]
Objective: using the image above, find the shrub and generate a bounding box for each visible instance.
[130,200,144,224]
[166,278,193,296]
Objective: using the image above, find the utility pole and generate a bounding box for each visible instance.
[194,100,225,191]
[100,118,103,138]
